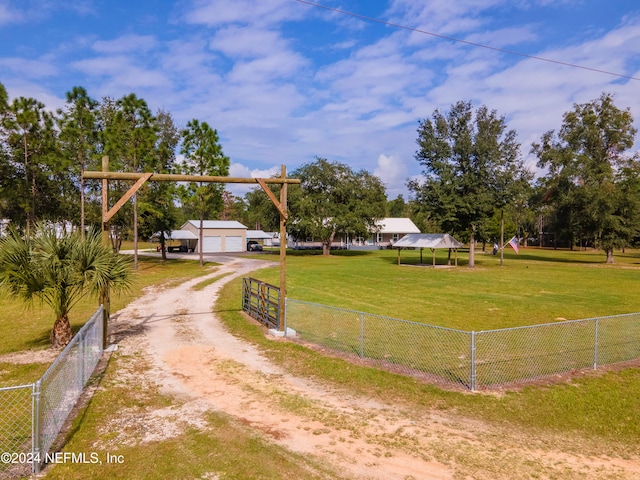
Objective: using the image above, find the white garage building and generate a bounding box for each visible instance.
[179,220,248,253]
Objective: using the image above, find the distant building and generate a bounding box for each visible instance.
[291,218,421,250]
[179,220,247,253]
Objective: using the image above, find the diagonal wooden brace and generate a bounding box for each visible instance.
[256,178,288,220]
[104,173,153,223]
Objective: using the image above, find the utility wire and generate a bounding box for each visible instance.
[295,0,640,82]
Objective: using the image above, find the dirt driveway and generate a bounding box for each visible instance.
[106,255,640,480]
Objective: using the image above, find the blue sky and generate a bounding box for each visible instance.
[1,0,640,198]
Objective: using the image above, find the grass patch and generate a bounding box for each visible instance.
[191,272,233,291]
[0,363,50,386]
[254,247,640,329]
[4,246,640,476]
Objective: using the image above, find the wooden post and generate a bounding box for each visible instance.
[101,156,110,349]
[279,165,288,332]
[101,156,109,247]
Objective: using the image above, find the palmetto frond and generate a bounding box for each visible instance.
[0,223,133,347]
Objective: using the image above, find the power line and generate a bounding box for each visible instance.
[294,0,640,82]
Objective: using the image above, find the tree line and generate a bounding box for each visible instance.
[408,93,639,265]
[1,80,639,264]
[0,82,229,267]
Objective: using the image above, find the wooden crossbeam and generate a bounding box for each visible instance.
[83,171,300,184]
[104,173,153,223]
[256,178,288,219]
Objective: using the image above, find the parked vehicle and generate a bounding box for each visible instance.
[247,240,263,251]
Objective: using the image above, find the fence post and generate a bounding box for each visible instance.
[32,380,42,474]
[360,312,365,358]
[470,331,476,391]
[594,318,599,369]
[283,297,288,334]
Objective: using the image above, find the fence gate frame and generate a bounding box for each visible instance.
[242,277,281,329]
[84,158,300,347]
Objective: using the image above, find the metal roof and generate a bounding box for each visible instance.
[183,220,247,230]
[246,230,273,239]
[376,218,420,234]
[151,230,198,240]
[393,233,463,249]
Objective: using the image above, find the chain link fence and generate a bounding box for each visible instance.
[0,385,33,479]
[0,306,104,478]
[285,299,640,391]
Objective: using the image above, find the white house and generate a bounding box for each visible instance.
[361,217,421,248]
[291,218,421,250]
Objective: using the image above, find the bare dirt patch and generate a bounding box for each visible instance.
[103,256,640,480]
[0,349,59,365]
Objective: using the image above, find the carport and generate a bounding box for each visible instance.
[152,229,198,252]
[393,234,463,267]
[246,229,273,247]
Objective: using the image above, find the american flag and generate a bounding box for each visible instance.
[507,236,519,254]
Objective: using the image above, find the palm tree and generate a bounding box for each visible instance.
[0,224,133,348]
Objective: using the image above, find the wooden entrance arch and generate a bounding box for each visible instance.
[84,156,301,346]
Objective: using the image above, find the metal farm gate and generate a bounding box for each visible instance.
[242,278,281,330]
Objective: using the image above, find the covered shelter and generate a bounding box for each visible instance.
[393,233,464,267]
[151,229,198,252]
[246,229,273,246]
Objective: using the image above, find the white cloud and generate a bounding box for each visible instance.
[226,163,281,197]
[374,154,408,198]
[2,0,640,203]
[0,3,22,25]
[0,57,57,78]
[182,0,298,27]
[93,35,158,54]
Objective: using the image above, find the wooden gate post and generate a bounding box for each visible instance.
[101,156,110,349]
[279,165,288,332]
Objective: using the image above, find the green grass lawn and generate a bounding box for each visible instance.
[253,247,640,330]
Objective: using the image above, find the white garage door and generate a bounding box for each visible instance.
[202,236,221,253]
[225,236,243,252]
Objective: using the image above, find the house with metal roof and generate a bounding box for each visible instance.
[349,217,421,249]
[290,218,421,250]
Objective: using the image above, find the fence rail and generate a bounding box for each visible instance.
[0,306,104,478]
[242,278,281,330]
[285,299,640,391]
